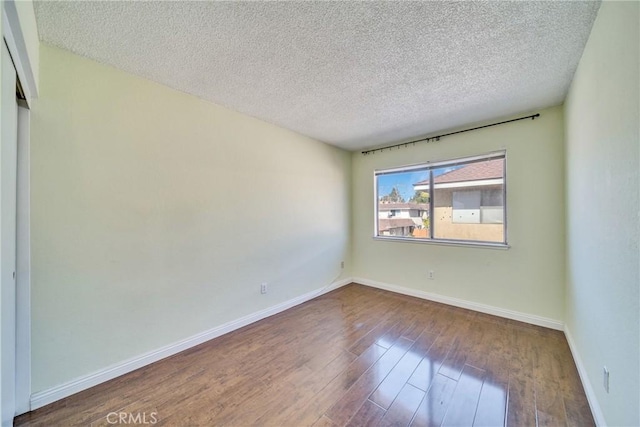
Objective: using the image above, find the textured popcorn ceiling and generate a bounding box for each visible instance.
[34,1,600,151]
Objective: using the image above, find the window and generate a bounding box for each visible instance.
[374,152,507,246]
[452,189,504,224]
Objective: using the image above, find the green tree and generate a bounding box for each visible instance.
[422,217,430,229]
[380,187,405,203]
[409,190,430,204]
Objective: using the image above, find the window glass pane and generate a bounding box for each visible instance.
[481,188,504,224]
[432,158,504,242]
[481,206,504,224]
[482,188,503,207]
[377,169,430,238]
[375,153,506,245]
[452,190,481,223]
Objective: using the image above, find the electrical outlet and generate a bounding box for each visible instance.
[428,270,435,280]
[341,261,345,269]
[261,283,268,294]
[603,366,609,393]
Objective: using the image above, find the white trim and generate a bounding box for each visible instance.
[564,326,606,426]
[15,105,30,415]
[372,236,509,249]
[29,278,352,410]
[1,41,19,427]
[352,277,564,331]
[2,0,38,105]
[433,178,503,190]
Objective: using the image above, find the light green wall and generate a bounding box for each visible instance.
[352,106,566,322]
[30,44,351,393]
[564,2,640,426]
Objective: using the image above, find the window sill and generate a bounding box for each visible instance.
[372,236,510,250]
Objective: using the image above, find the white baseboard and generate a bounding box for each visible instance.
[352,277,564,331]
[564,326,606,426]
[30,277,352,410]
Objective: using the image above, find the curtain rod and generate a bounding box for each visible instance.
[361,113,540,155]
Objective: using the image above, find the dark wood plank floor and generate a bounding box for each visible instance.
[15,283,594,426]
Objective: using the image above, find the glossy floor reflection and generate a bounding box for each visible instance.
[15,284,594,426]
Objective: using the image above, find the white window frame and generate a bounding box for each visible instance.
[373,151,509,249]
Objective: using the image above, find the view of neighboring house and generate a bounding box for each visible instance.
[377,202,429,237]
[413,158,505,242]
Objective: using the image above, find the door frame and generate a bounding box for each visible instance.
[2,0,38,105]
[1,39,18,427]
[15,104,30,415]
[2,0,38,418]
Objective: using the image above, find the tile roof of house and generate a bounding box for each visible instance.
[413,159,503,186]
[378,203,429,210]
[378,218,417,232]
